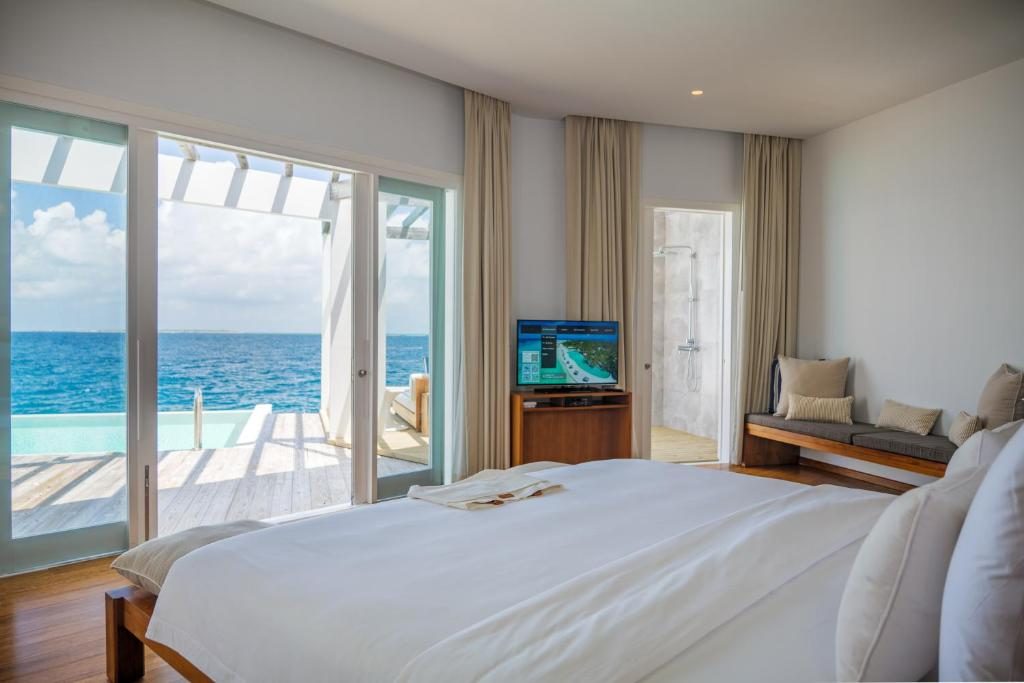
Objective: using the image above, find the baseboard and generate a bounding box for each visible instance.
[798,456,914,492]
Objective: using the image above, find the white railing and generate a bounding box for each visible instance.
[193,387,203,449]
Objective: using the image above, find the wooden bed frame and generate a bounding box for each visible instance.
[103,445,920,682]
[105,586,210,682]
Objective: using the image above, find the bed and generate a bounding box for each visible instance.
[106,459,893,682]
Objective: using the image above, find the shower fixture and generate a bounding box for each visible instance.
[654,243,701,392]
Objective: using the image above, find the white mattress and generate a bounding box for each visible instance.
[648,542,859,682]
[148,460,889,682]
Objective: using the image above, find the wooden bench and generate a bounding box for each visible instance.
[743,416,949,489]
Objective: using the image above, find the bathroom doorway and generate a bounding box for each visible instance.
[639,205,736,464]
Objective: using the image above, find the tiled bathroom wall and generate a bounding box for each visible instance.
[652,209,723,441]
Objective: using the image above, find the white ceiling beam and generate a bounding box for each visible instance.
[385,225,430,240]
[398,205,430,238]
[178,142,198,161]
[224,166,246,209]
[271,174,292,214]
[109,148,128,194]
[41,135,73,185]
[385,196,410,220]
[169,159,196,202]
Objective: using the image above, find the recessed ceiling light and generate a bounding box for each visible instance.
[690,89,704,96]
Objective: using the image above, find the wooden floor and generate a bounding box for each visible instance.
[650,425,718,463]
[0,556,183,682]
[0,462,902,683]
[12,413,423,538]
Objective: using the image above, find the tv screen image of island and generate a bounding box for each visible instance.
[517,320,619,386]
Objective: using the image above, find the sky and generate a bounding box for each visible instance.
[10,180,431,335]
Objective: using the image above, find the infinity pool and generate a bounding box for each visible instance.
[11,410,254,455]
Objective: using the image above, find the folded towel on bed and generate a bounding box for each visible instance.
[408,468,563,510]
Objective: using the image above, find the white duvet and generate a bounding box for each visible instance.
[147,460,892,682]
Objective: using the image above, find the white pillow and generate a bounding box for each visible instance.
[835,421,1022,682]
[940,425,1024,681]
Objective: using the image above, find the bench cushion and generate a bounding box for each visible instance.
[852,431,956,464]
[746,413,885,444]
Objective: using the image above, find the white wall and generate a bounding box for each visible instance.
[509,119,743,320]
[642,124,743,205]
[511,114,565,319]
[800,58,1024,440]
[0,0,464,176]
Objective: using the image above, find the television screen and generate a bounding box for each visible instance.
[516,320,619,386]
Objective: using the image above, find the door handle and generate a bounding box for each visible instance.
[357,369,368,377]
[644,363,652,370]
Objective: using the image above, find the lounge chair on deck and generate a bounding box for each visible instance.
[391,373,430,435]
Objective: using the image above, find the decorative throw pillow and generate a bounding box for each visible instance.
[773,355,850,417]
[944,420,1022,479]
[111,520,269,594]
[948,411,982,447]
[785,393,853,424]
[940,426,1024,681]
[976,363,1024,429]
[835,422,1022,682]
[875,399,940,436]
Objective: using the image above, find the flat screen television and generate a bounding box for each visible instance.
[516,319,619,387]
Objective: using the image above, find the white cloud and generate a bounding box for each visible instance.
[12,197,432,335]
[383,237,431,335]
[158,201,322,333]
[12,201,126,330]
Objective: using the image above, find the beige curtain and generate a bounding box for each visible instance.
[564,115,641,454]
[461,90,512,477]
[735,133,801,463]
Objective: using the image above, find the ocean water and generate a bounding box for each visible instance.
[11,331,429,414]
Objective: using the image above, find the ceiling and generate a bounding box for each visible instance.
[208,0,1024,138]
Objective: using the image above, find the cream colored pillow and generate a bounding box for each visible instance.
[786,393,853,424]
[977,363,1024,429]
[835,421,1023,682]
[774,356,850,417]
[111,520,269,594]
[940,424,1024,681]
[875,399,940,436]
[948,411,982,447]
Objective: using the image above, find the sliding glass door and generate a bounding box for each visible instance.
[0,102,455,573]
[1,102,131,574]
[374,177,445,499]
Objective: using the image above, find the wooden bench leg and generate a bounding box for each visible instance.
[106,592,145,682]
[742,430,799,466]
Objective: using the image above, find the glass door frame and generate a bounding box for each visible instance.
[1,86,462,566]
[366,176,446,501]
[0,101,143,574]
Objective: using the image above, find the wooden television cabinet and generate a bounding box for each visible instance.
[511,390,632,466]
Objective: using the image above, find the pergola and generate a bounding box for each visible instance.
[13,129,430,239]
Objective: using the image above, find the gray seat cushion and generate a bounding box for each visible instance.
[746,413,885,444]
[852,431,956,464]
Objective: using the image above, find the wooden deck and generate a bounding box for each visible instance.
[11,413,423,538]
